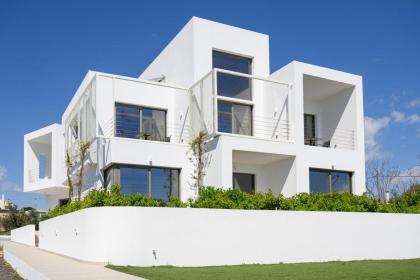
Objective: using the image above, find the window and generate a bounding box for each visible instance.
[105,165,180,201]
[213,51,252,100]
[233,173,255,194]
[115,103,166,141]
[218,101,252,135]
[309,168,352,193]
[304,114,316,145]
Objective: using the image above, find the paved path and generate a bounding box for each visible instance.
[3,242,145,280]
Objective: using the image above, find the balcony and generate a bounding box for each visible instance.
[303,74,357,150]
[190,68,293,142]
[24,124,66,194]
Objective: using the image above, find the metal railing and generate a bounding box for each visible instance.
[305,128,356,150]
[190,68,293,142]
[100,117,191,144]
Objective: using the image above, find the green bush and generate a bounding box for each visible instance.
[41,185,420,221]
[41,185,187,221]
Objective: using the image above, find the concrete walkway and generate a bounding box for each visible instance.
[3,242,145,280]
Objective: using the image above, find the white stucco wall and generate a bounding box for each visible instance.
[11,225,36,246]
[39,207,420,267]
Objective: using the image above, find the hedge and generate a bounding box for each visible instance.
[41,184,420,221]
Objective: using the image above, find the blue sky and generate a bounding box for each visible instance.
[0,0,419,209]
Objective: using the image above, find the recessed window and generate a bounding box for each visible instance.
[115,103,166,141]
[309,168,352,193]
[213,51,252,100]
[233,173,255,194]
[218,101,252,136]
[105,165,180,201]
[304,114,316,145]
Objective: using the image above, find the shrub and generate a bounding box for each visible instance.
[41,185,186,220]
[41,185,420,221]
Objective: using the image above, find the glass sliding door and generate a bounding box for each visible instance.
[115,103,166,141]
[309,168,352,193]
[141,108,166,141]
[217,101,252,136]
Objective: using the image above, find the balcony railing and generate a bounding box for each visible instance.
[101,117,191,145]
[190,68,293,142]
[305,128,356,150]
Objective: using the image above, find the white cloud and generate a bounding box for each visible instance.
[390,110,420,124]
[364,116,390,160]
[0,165,6,180]
[407,114,420,124]
[390,111,406,123]
[0,164,22,192]
[408,97,420,108]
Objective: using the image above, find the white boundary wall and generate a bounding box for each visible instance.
[11,224,36,246]
[39,207,420,267]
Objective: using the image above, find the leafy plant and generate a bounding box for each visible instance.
[41,184,420,221]
[76,141,91,201]
[65,150,74,204]
[189,131,208,190]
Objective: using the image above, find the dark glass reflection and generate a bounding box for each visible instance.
[107,165,180,201]
[233,173,255,194]
[218,101,252,136]
[119,167,148,195]
[115,104,166,141]
[309,169,351,193]
[213,51,252,100]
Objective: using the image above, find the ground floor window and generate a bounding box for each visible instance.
[105,165,180,201]
[309,168,352,193]
[233,173,255,194]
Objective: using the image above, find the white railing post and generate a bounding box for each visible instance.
[212,68,218,135]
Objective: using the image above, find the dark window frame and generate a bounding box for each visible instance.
[309,168,353,194]
[115,103,167,141]
[232,172,255,194]
[104,164,180,201]
[304,113,316,145]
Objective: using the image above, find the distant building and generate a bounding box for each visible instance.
[0,194,13,210]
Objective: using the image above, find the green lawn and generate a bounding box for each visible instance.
[108,259,420,280]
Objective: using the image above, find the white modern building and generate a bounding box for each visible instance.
[23,17,365,209]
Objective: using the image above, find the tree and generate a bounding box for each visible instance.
[76,141,91,201]
[189,131,208,191]
[65,150,74,204]
[366,160,400,202]
[0,206,40,233]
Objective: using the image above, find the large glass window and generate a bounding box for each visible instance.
[213,51,252,100]
[233,173,255,194]
[309,168,352,193]
[115,103,166,141]
[105,165,180,201]
[218,101,252,135]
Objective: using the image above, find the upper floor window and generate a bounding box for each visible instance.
[218,101,252,136]
[115,103,166,141]
[213,51,252,100]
